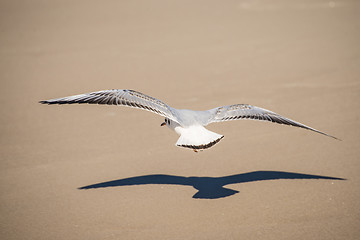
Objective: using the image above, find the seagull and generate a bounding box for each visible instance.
[39,89,339,152]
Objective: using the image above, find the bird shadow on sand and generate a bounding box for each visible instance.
[78,171,345,199]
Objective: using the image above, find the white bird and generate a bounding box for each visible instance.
[39,89,339,152]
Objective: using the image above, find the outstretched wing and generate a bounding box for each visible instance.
[78,174,192,189]
[220,171,345,186]
[39,89,179,122]
[207,104,339,140]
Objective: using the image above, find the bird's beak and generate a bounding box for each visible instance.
[161,122,166,127]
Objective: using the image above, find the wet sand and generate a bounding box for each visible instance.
[1,0,360,239]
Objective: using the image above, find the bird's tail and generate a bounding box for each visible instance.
[176,126,224,151]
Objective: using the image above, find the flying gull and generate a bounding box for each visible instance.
[39,89,339,152]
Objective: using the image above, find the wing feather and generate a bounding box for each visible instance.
[39,89,179,122]
[208,104,339,140]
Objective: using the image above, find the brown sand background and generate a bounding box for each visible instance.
[1,0,360,239]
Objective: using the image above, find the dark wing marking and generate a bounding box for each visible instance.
[39,89,179,122]
[208,104,339,140]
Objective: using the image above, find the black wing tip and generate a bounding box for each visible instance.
[330,135,342,141]
[39,99,82,105]
[39,100,50,104]
[315,131,341,141]
[267,114,342,141]
[327,132,342,141]
[39,100,61,105]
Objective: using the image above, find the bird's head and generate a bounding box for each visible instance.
[161,118,170,127]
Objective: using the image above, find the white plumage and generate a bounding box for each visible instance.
[40,89,339,152]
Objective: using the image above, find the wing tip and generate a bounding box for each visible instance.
[327,134,342,141]
[39,100,50,104]
[39,100,63,105]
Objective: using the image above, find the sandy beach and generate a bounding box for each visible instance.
[1,0,360,239]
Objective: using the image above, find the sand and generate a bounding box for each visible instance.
[1,0,360,239]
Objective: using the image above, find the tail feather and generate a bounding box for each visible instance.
[175,126,224,150]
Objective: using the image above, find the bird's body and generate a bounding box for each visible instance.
[40,89,339,151]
